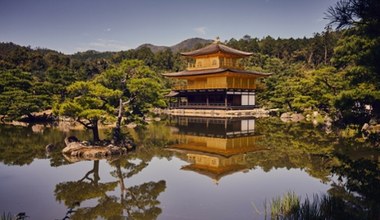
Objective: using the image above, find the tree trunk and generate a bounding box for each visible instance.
[113,98,123,144]
[287,101,293,111]
[26,113,36,122]
[79,160,100,184]
[116,163,126,199]
[91,119,100,142]
[307,51,314,66]
[93,160,100,185]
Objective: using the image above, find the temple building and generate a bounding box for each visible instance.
[168,117,267,184]
[163,38,271,113]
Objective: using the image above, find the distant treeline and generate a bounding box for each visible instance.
[0,28,341,76]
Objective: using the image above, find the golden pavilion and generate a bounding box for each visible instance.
[163,38,271,111]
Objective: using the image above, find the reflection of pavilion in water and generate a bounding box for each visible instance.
[168,117,266,183]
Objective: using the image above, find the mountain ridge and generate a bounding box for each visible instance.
[0,37,213,59]
[137,37,212,53]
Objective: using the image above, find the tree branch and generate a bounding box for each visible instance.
[78,169,95,183]
[98,97,109,109]
[322,77,337,95]
[0,115,5,123]
[76,118,93,129]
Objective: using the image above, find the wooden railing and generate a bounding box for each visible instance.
[173,83,256,90]
[187,63,219,71]
[174,84,225,90]
[187,63,243,71]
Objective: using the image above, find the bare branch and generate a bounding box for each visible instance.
[122,97,136,106]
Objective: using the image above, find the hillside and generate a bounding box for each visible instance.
[170,38,212,52]
[136,38,212,53]
[136,44,169,53]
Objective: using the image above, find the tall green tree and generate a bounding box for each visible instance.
[326,0,380,33]
[327,0,380,124]
[57,81,121,142]
[95,59,166,142]
[0,69,49,121]
[154,48,174,71]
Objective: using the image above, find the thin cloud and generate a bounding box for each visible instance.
[79,38,130,51]
[194,26,207,35]
[315,16,325,23]
[105,28,111,32]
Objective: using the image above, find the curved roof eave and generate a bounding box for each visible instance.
[181,43,253,57]
[163,68,272,77]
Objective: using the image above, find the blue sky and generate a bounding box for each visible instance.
[0,0,339,54]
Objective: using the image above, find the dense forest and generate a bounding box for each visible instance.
[0,0,379,134]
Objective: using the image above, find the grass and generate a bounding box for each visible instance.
[1,212,28,220]
[269,192,300,219]
[1,212,13,220]
[264,192,360,220]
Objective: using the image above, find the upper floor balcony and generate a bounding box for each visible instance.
[187,57,243,71]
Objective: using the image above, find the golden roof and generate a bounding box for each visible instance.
[181,42,253,57]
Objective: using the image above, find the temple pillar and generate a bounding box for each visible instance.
[224,93,227,108]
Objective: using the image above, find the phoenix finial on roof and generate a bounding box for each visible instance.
[214,36,221,44]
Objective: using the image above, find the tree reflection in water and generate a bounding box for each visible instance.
[54,159,166,219]
[268,155,380,220]
[327,154,380,219]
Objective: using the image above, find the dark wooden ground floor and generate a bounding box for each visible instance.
[167,89,257,110]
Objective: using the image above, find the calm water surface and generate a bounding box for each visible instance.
[0,117,378,219]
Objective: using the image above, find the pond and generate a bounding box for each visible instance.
[0,117,379,220]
